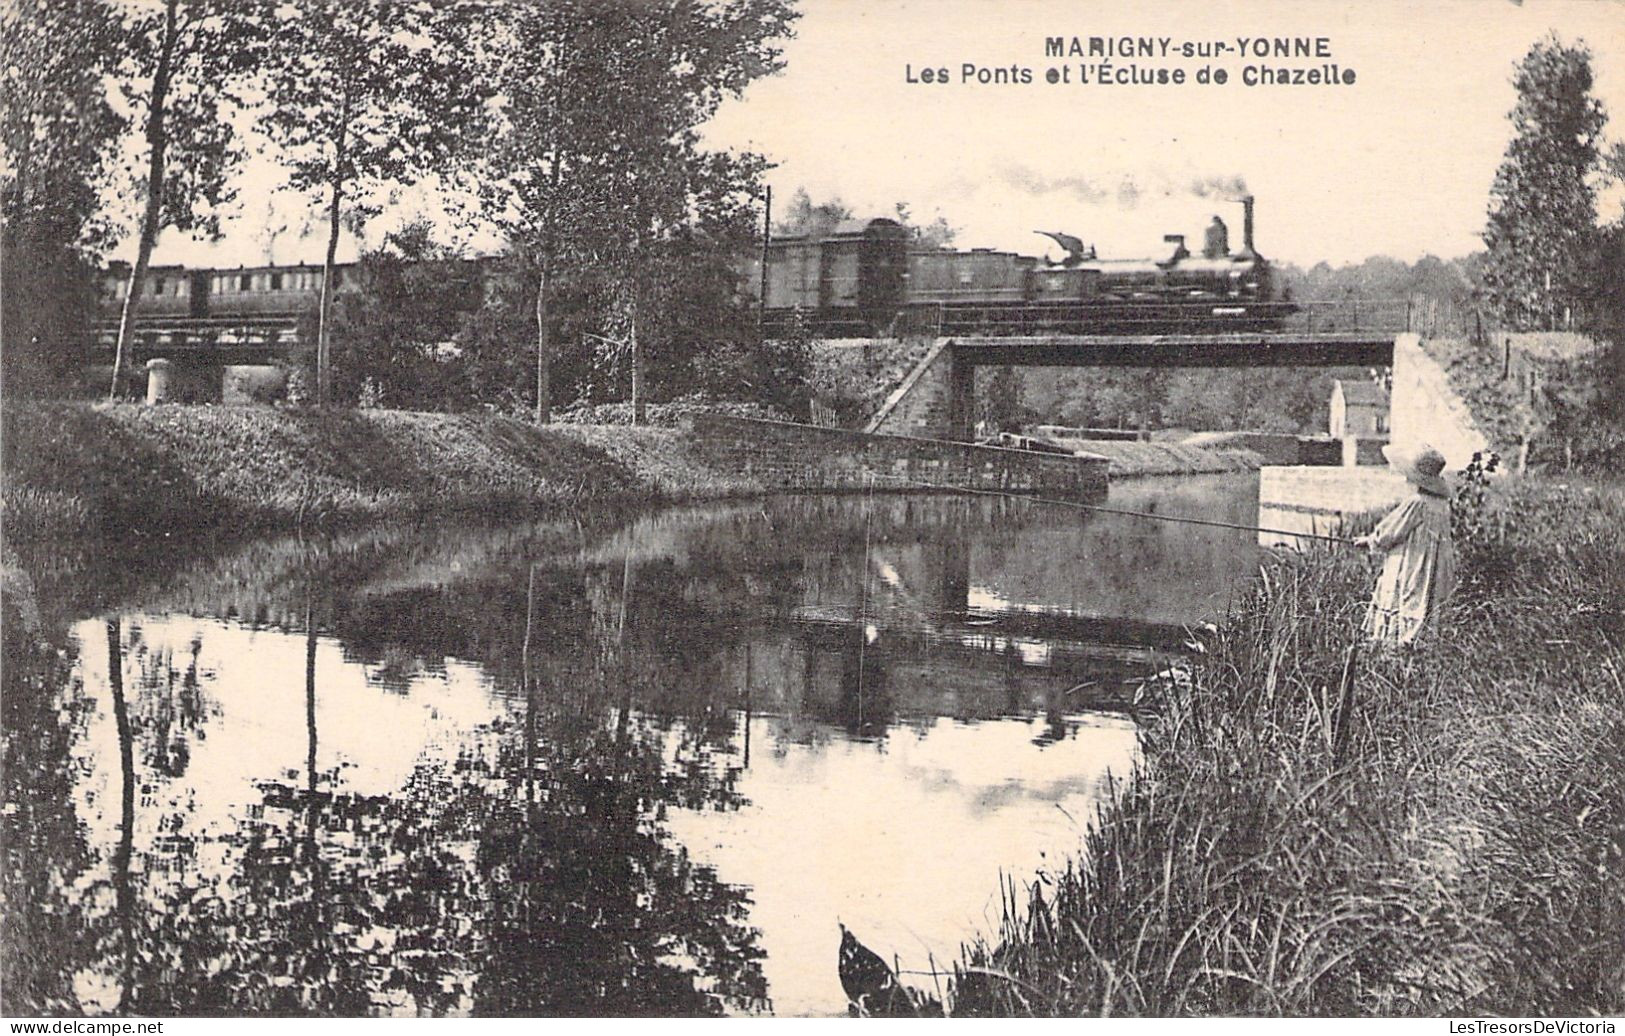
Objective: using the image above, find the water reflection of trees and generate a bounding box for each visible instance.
[1,599,101,1014]
[3,557,770,1016]
[3,486,1249,1016]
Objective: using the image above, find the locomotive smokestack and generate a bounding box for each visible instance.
[1242,195,1256,256]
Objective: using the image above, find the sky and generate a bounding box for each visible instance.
[143,0,1625,270]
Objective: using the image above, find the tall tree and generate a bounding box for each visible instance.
[488,0,797,424]
[260,0,491,406]
[1,0,125,396]
[105,0,267,400]
[1483,35,1607,331]
[320,220,485,409]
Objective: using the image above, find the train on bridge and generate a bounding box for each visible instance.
[749,195,1298,336]
[93,197,1298,360]
[92,259,367,359]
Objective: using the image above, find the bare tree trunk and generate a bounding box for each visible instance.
[107,618,136,1003]
[316,178,343,406]
[110,0,180,402]
[315,92,350,407]
[534,36,567,427]
[534,259,552,424]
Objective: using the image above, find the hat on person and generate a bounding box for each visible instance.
[1382,442,1450,497]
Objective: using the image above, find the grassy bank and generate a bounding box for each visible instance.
[1,403,760,540]
[951,478,1624,1016]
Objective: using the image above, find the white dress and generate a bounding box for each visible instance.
[1362,491,1458,645]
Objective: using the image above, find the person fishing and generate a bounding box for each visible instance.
[1352,443,1458,646]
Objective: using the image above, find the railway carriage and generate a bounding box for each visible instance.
[95,261,360,354]
[752,217,910,333]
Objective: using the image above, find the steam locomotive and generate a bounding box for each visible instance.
[747,196,1295,335]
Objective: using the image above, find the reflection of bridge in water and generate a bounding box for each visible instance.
[729,537,1197,729]
[732,604,1176,738]
[76,489,1244,734]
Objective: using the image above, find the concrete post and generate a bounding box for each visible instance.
[145,358,173,405]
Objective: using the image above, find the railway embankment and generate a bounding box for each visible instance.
[949,475,1625,1016]
[1,403,1108,541]
[1409,332,1604,467]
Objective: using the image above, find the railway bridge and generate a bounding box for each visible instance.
[867,330,1401,443]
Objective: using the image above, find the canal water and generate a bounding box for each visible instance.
[2,474,1261,1017]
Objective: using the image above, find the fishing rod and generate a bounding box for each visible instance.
[860,471,1361,546]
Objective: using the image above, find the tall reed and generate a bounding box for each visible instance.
[952,479,1624,1016]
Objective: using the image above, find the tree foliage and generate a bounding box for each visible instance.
[1482,35,1608,331]
[975,366,1023,434]
[1276,253,1488,337]
[106,0,272,398]
[1,0,126,394]
[892,200,957,248]
[486,0,797,421]
[1011,365,1369,437]
[259,0,493,404]
[774,188,852,238]
[775,190,958,247]
[317,221,485,410]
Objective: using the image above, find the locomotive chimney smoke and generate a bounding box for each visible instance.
[997,163,1110,204]
[1189,174,1250,200]
[1242,195,1256,256]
